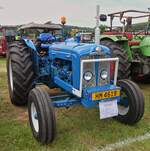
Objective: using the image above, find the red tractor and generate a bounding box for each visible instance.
[0,26,7,57]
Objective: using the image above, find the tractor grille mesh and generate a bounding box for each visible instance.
[81,56,111,88]
[82,61,96,88]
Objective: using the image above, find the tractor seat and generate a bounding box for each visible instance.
[35,33,56,53]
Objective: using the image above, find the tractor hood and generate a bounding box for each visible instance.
[49,41,110,57]
[140,37,150,57]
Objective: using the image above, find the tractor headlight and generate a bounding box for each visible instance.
[100,69,108,80]
[83,71,93,81]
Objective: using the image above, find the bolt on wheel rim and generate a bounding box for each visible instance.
[31,102,39,132]
[118,92,129,116]
[118,105,129,116]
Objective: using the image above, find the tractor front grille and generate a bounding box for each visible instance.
[81,56,118,89]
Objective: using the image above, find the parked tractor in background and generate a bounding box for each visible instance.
[0,25,17,57]
[4,25,17,44]
[7,6,144,145]
[80,32,94,43]
[101,10,150,82]
[0,26,7,56]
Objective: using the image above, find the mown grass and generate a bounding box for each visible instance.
[0,58,150,151]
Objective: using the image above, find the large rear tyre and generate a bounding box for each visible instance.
[101,41,131,79]
[7,41,34,106]
[116,79,144,125]
[28,86,56,144]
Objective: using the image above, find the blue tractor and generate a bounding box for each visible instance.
[7,10,144,144]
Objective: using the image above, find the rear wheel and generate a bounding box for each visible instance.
[28,86,56,144]
[116,79,144,125]
[101,41,131,79]
[7,41,34,106]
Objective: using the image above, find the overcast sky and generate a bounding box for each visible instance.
[0,0,150,27]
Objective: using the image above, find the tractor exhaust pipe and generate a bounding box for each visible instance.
[95,5,100,45]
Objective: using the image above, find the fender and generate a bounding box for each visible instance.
[23,38,39,76]
[140,36,150,57]
[23,39,36,51]
[100,35,128,42]
[100,35,132,60]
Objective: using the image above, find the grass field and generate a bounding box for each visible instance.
[0,58,150,151]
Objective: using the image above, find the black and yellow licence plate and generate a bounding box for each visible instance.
[92,90,120,101]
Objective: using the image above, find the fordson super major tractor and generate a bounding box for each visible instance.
[7,7,144,144]
[100,10,150,82]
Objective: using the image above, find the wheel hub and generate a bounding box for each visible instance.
[143,64,150,75]
[118,92,129,116]
[118,105,129,116]
[31,102,39,132]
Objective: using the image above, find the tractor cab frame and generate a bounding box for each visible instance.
[18,23,63,42]
[108,9,150,34]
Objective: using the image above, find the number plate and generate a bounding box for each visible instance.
[99,100,118,119]
[92,90,120,101]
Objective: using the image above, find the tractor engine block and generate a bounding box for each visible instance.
[52,59,72,84]
[39,56,51,76]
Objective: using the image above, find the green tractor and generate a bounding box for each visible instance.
[100,10,150,82]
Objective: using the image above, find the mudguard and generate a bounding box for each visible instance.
[23,39,36,51]
[140,37,150,57]
[22,38,39,76]
[100,35,128,42]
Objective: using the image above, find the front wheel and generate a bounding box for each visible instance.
[28,86,56,144]
[116,79,144,125]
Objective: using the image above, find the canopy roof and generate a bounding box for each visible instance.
[19,23,62,30]
[108,10,150,19]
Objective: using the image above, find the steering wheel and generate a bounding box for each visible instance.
[54,34,64,42]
